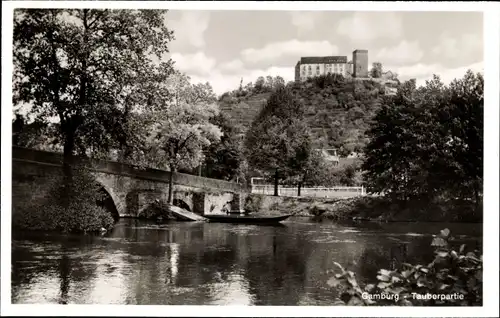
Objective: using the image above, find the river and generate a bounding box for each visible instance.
[11,217,482,305]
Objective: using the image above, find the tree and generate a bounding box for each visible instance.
[12,113,64,153]
[203,113,244,181]
[387,71,399,82]
[362,79,425,199]
[265,76,274,91]
[362,71,483,205]
[254,76,265,93]
[440,70,483,206]
[245,87,312,196]
[286,149,330,196]
[274,76,286,89]
[146,73,222,204]
[244,82,254,94]
[190,81,217,105]
[370,62,383,78]
[13,9,174,199]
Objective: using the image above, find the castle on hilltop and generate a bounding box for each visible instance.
[294,49,369,82]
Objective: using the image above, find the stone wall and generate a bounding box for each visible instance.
[11,159,62,214]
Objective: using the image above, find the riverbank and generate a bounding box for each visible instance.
[248,194,482,223]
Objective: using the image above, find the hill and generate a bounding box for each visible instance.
[219,74,396,156]
[218,92,272,133]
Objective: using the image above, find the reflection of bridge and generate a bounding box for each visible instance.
[12,147,245,218]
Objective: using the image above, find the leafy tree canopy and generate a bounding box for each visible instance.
[245,87,313,195]
[362,70,483,204]
[13,8,175,160]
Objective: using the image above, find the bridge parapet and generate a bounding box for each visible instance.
[12,147,243,193]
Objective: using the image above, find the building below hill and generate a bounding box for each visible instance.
[295,49,368,82]
[314,148,339,166]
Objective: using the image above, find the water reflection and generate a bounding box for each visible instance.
[58,253,70,303]
[11,218,482,305]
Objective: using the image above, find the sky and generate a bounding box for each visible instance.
[162,10,484,95]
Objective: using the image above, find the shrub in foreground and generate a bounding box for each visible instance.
[13,166,115,233]
[328,228,482,306]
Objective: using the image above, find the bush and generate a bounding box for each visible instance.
[12,165,115,233]
[327,228,482,306]
[243,194,264,213]
[138,199,175,220]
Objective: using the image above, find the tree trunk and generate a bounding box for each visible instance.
[62,127,76,205]
[297,182,302,197]
[274,169,279,196]
[168,166,175,205]
[119,143,133,163]
[120,96,133,163]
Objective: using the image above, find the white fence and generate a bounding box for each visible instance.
[250,185,366,198]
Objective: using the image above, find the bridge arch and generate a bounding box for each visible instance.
[96,186,120,221]
[93,175,125,218]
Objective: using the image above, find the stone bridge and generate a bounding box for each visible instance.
[12,147,247,219]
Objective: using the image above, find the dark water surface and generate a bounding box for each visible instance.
[11,217,482,305]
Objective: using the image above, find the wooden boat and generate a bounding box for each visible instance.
[204,213,294,224]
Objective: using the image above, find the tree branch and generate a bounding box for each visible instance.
[87,9,107,29]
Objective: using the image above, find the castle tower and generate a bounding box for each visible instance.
[352,49,368,78]
[295,61,301,82]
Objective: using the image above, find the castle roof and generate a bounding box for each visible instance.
[300,56,347,64]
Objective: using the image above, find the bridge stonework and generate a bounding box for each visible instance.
[12,147,247,218]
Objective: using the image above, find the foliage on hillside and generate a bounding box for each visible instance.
[219,75,286,102]
[290,75,388,156]
[219,74,388,157]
